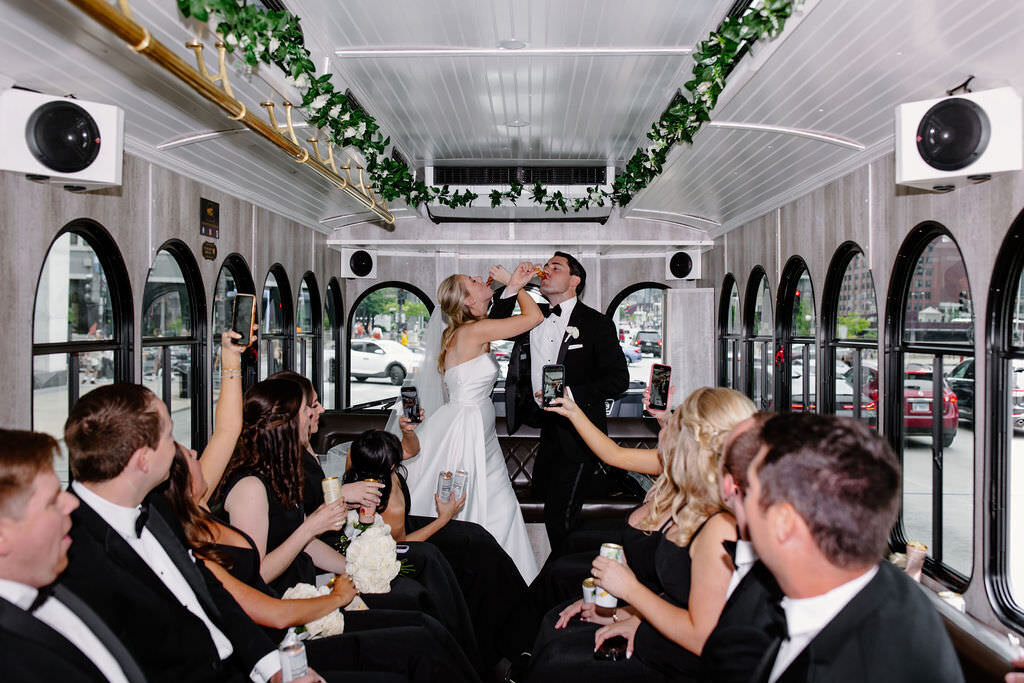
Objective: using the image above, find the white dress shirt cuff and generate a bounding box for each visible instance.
[250,650,282,682]
[500,286,516,300]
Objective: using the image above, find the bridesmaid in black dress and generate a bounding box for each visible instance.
[523,387,755,682]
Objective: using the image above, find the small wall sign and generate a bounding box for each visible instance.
[200,197,220,238]
[201,241,217,261]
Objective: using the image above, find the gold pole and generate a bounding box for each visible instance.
[64,0,394,224]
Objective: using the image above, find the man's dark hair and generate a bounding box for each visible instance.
[66,384,162,483]
[723,411,772,494]
[755,413,900,568]
[553,251,586,298]
[345,430,402,512]
[0,430,58,518]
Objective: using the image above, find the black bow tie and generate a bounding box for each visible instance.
[546,304,562,318]
[29,584,54,612]
[134,502,150,537]
[766,597,789,641]
[722,539,738,564]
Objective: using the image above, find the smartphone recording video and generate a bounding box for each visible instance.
[542,364,565,407]
[648,363,672,411]
[231,293,257,346]
[401,386,421,423]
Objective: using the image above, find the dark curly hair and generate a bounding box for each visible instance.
[163,443,233,569]
[215,378,306,509]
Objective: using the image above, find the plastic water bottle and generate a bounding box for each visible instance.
[278,628,308,681]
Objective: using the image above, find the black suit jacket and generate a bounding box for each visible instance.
[0,586,147,683]
[491,293,628,458]
[61,490,277,683]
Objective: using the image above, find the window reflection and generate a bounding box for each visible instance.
[34,232,115,343]
[608,287,666,415]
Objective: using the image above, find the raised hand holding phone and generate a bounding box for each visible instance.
[647,363,672,412]
[230,293,257,346]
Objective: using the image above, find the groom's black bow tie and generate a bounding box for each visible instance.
[134,502,150,537]
[545,304,562,318]
[29,584,54,612]
[722,539,738,564]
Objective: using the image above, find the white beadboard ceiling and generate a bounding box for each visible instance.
[0,0,1022,236]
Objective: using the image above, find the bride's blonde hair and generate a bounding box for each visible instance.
[436,274,484,373]
[638,386,755,547]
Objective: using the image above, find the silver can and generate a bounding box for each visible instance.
[599,543,624,563]
[321,477,343,505]
[452,469,468,499]
[582,577,596,604]
[437,471,453,502]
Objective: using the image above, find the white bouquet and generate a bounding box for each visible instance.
[280,583,345,638]
[345,511,400,594]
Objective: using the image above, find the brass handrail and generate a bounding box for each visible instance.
[65,0,394,224]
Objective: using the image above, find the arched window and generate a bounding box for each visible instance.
[988,208,1024,617]
[32,221,132,482]
[608,283,668,395]
[775,257,817,413]
[821,242,878,427]
[742,267,773,411]
[348,283,432,408]
[323,278,343,410]
[718,275,741,389]
[260,264,294,379]
[211,255,256,414]
[141,241,206,449]
[296,272,322,392]
[886,224,973,585]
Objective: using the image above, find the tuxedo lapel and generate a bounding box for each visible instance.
[555,303,585,365]
[53,584,148,683]
[0,595,105,680]
[144,507,223,622]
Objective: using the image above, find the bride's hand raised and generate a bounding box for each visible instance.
[507,262,535,289]
[488,264,511,286]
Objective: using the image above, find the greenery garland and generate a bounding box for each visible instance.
[176,0,798,213]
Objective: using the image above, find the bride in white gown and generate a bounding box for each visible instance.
[403,262,543,583]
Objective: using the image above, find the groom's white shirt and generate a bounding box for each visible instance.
[501,288,576,405]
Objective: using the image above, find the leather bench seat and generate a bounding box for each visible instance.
[311,412,657,523]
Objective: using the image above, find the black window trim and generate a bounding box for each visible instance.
[742,266,773,409]
[296,270,323,399]
[212,253,257,397]
[718,273,741,389]
[775,255,817,415]
[323,277,344,411]
[260,263,295,377]
[885,221,973,590]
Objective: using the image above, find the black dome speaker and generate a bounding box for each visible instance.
[668,251,693,279]
[916,98,991,171]
[349,249,374,277]
[25,101,102,173]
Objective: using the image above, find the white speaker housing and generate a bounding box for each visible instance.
[895,86,1022,191]
[0,89,124,189]
[665,249,701,280]
[340,248,377,279]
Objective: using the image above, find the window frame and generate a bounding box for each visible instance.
[31,219,133,476]
[885,221,973,590]
[987,207,1024,627]
[140,239,208,449]
[820,241,879,426]
[259,263,294,379]
[742,266,774,411]
[211,253,257,403]
[296,271,322,396]
[718,274,742,390]
[775,256,817,414]
[323,277,344,410]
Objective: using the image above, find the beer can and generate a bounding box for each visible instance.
[358,478,378,523]
[437,471,453,502]
[600,543,624,563]
[582,577,596,604]
[594,583,617,613]
[452,469,468,499]
[321,477,343,505]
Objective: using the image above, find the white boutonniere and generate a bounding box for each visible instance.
[564,326,580,343]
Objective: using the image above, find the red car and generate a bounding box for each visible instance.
[844,362,958,447]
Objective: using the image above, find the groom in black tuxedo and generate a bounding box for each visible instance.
[490,252,628,552]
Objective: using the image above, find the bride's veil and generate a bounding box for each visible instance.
[385,305,448,436]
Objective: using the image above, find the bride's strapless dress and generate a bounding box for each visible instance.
[405,353,539,583]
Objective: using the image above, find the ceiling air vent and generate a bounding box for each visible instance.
[432,166,607,186]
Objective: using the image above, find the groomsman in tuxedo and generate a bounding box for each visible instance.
[738,413,963,683]
[60,384,324,683]
[0,429,146,682]
[490,252,628,552]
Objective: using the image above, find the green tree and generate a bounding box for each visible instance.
[355,289,396,329]
[837,314,875,339]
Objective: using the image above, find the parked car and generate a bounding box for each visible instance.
[620,343,642,363]
[845,362,958,447]
[351,339,424,385]
[946,358,1024,431]
[632,330,662,356]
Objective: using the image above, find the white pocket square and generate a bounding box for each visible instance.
[567,343,583,350]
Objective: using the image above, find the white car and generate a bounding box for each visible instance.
[351,338,424,385]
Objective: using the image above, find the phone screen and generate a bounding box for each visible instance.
[401,386,421,422]
[542,364,565,407]
[231,294,256,346]
[648,364,672,411]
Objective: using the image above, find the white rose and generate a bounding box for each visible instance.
[286,73,310,90]
[224,33,238,47]
[309,95,329,112]
[356,121,366,136]
[282,583,345,637]
[328,104,342,119]
[239,34,251,49]
[345,521,399,594]
[343,126,357,139]
[268,37,280,54]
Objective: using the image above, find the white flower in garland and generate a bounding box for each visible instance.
[328,104,342,119]
[308,94,329,113]
[281,583,345,637]
[268,36,280,54]
[224,32,238,47]
[287,73,310,90]
[345,512,400,594]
